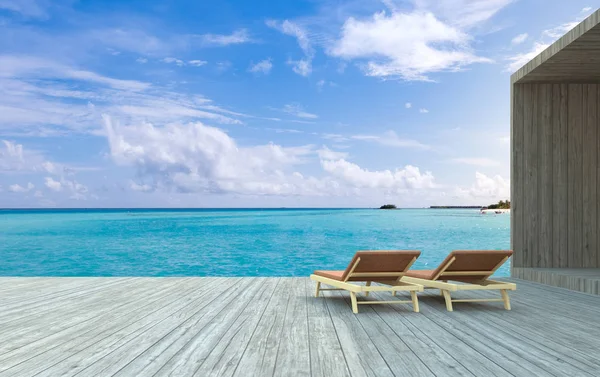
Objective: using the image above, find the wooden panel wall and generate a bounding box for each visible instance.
[512,83,599,269]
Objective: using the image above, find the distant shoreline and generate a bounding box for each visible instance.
[480,208,511,214]
[430,206,483,209]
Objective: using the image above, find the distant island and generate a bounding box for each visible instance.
[379,204,398,210]
[482,200,510,210]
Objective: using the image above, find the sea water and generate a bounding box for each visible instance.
[0,208,510,277]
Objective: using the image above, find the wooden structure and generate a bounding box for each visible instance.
[1,277,599,376]
[511,9,600,294]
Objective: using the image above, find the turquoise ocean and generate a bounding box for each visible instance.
[0,208,511,277]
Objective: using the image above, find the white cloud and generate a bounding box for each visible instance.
[196,29,252,46]
[405,102,412,109]
[419,108,429,113]
[90,28,168,57]
[582,7,593,13]
[317,146,349,160]
[506,10,595,73]
[282,103,318,119]
[449,157,501,167]
[499,135,510,143]
[413,0,514,29]
[8,182,34,193]
[329,10,492,81]
[267,20,314,76]
[0,55,150,91]
[316,80,336,91]
[321,133,349,143]
[511,33,528,45]
[102,115,324,196]
[44,177,62,191]
[454,172,509,199]
[136,57,148,64]
[0,139,67,173]
[129,181,153,192]
[189,60,207,67]
[506,42,548,73]
[0,61,245,136]
[162,57,185,66]
[351,131,430,150]
[0,0,50,19]
[44,176,89,199]
[321,159,435,190]
[249,59,273,74]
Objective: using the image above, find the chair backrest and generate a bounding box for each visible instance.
[341,250,421,282]
[431,250,513,281]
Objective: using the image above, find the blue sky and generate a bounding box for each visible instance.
[0,0,597,208]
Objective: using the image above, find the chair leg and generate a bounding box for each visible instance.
[500,289,511,310]
[365,281,371,297]
[392,291,396,297]
[410,291,419,313]
[315,282,321,297]
[442,290,453,311]
[350,292,358,314]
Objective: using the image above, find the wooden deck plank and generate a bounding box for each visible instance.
[369,291,511,377]
[271,278,311,377]
[149,278,273,377]
[109,278,257,377]
[353,292,475,377]
[306,285,352,377]
[0,278,599,377]
[33,279,236,377]
[420,291,599,376]
[0,278,171,357]
[325,291,435,377]
[231,278,291,377]
[193,278,282,377]
[324,290,395,377]
[0,280,197,375]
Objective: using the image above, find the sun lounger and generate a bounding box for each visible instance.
[310,250,424,313]
[402,250,516,311]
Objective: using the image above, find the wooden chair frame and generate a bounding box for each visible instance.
[402,255,516,311]
[310,256,424,314]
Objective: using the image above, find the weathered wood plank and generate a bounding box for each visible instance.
[334,292,435,377]
[364,293,477,377]
[1,277,600,377]
[512,84,524,269]
[539,83,553,268]
[193,279,282,377]
[583,84,598,268]
[108,278,254,377]
[325,290,395,377]
[523,83,538,268]
[306,286,352,377]
[0,279,194,375]
[0,279,174,357]
[127,278,273,377]
[568,84,584,267]
[32,279,237,377]
[272,278,311,377]
[553,84,569,268]
[598,84,600,269]
[230,278,290,377]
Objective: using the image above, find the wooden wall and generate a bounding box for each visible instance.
[512,83,600,269]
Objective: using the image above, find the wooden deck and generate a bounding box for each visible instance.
[1,277,599,377]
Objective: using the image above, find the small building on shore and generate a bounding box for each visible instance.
[511,9,600,294]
